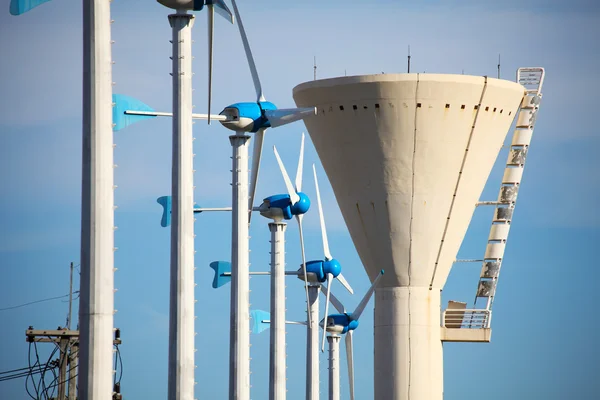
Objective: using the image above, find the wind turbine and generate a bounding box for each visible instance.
[260,133,312,322]
[255,133,311,400]
[221,2,315,399]
[301,164,354,400]
[309,164,354,354]
[321,270,385,400]
[11,1,117,398]
[154,2,233,400]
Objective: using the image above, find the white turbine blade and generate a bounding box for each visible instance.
[319,284,346,314]
[274,146,300,204]
[312,164,333,261]
[297,214,311,326]
[230,0,265,102]
[352,270,384,321]
[264,108,316,128]
[321,273,332,352]
[336,273,354,295]
[248,128,265,224]
[207,5,214,125]
[212,0,235,23]
[346,331,355,400]
[295,133,305,193]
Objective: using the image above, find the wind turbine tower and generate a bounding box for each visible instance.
[294,70,545,399]
[80,0,115,398]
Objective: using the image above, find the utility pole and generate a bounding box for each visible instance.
[314,56,317,81]
[407,45,411,73]
[25,327,122,400]
[24,262,123,399]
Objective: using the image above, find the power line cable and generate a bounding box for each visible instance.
[0,292,80,312]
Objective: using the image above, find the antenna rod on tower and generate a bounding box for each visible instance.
[407,45,411,73]
[314,56,317,81]
[497,54,501,79]
[67,262,74,330]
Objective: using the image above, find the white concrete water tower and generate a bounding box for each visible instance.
[293,73,535,400]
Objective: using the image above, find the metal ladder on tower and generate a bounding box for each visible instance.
[470,67,546,326]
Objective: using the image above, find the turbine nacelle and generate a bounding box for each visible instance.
[259,192,310,221]
[219,101,277,133]
[219,101,315,133]
[297,259,342,284]
[320,314,359,334]
[157,0,234,16]
[157,0,205,10]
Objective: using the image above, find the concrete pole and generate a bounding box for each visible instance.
[167,11,196,400]
[327,336,340,400]
[306,284,320,400]
[78,0,114,398]
[269,222,287,400]
[229,133,251,400]
[374,287,443,400]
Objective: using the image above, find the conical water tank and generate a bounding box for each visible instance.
[293,74,525,400]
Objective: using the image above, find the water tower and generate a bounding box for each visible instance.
[293,70,543,399]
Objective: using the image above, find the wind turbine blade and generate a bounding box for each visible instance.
[319,284,346,314]
[263,108,316,128]
[352,270,384,321]
[297,214,312,327]
[207,5,214,124]
[212,0,235,23]
[10,0,51,15]
[230,0,265,102]
[274,146,300,204]
[346,331,355,400]
[295,133,305,193]
[336,273,354,295]
[312,164,333,261]
[248,128,265,224]
[321,273,332,353]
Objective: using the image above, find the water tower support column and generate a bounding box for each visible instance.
[374,287,443,400]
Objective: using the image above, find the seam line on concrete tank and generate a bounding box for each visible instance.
[408,74,420,398]
[408,74,420,287]
[429,76,489,288]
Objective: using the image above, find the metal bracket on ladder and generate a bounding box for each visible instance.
[471,67,545,316]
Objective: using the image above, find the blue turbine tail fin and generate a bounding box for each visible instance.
[209,261,231,289]
[157,196,172,228]
[10,0,52,15]
[112,94,155,131]
[250,310,270,334]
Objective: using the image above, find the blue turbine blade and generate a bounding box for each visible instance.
[112,94,155,131]
[250,310,271,334]
[10,0,52,15]
[209,261,232,289]
[157,196,172,228]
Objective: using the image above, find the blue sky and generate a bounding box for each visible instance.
[1,0,599,399]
